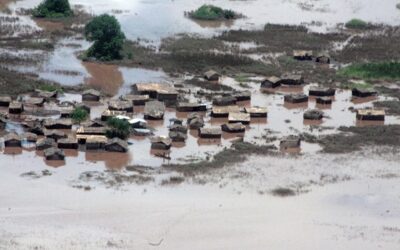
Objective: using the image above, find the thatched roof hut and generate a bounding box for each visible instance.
[105,138,129,152]
[44,147,65,161]
[150,136,172,150]
[82,89,101,102]
[228,112,250,125]
[261,76,281,89]
[356,109,385,121]
[3,133,21,147]
[108,100,134,113]
[0,95,12,107]
[204,70,220,81]
[144,101,165,120]
[8,101,23,114]
[36,138,56,150]
[284,94,308,104]
[199,127,222,139]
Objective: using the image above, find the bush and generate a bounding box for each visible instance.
[71,107,88,123]
[106,117,130,139]
[339,62,400,79]
[189,5,238,20]
[84,14,125,61]
[33,0,73,18]
[345,18,368,29]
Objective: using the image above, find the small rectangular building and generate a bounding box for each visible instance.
[132,83,178,102]
[76,126,107,135]
[316,97,332,105]
[150,136,172,150]
[309,87,336,97]
[3,133,21,147]
[352,88,377,98]
[356,109,385,121]
[105,138,128,152]
[82,89,101,102]
[176,102,207,112]
[233,91,251,102]
[85,136,108,150]
[278,73,304,86]
[44,147,65,161]
[57,137,79,149]
[204,70,220,81]
[121,94,150,105]
[43,119,72,129]
[211,106,241,118]
[101,110,128,121]
[0,95,11,107]
[244,107,268,118]
[261,76,281,89]
[199,127,222,139]
[228,112,250,125]
[144,100,165,120]
[221,123,246,133]
[293,50,313,61]
[284,94,308,104]
[24,97,45,107]
[8,101,23,114]
[108,100,134,113]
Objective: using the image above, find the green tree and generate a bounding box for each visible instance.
[71,107,88,124]
[84,14,126,61]
[106,117,130,139]
[33,0,73,18]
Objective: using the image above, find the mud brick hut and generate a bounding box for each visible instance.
[0,95,12,107]
[121,94,150,105]
[60,107,74,118]
[8,101,23,114]
[211,106,241,117]
[169,123,188,133]
[132,83,178,102]
[356,109,385,121]
[105,138,129,152]
[77,126,107,136]
[36,138,56,150]
[57,137,79,149]
[221,123,246,133]
[133,128,153,136]
[261,76,281,89]
[35,89,58,99]
[280,136,301,149]
[187,113,204,129]
[315,55,330,64]
[177,102,207,112]
[3,133,21,147]
[169,131,188,142]
[199,127,222,139]
[43,119,72,129]
[278,73,304,86]
[21,132,38,143]
[24,97,45,107]
[44,129,67,141]
[204,70,220,81]
[244,107,268,118]
[309,87,336,97]
[82,89,101,102]
[44,147,65,161]
[284,93,309,104]
[293,50,313,61]
[101,110,127,121]
[352,88,378,98]
[108,100,134,113]
[150,136,172,150]
[233,91,251,102]
[304,109,324,120]
[85,136,108,150]
[316,97,332,105]
[144,100,165,120]
[82,120,106,128]
[212,95,237,106]
[228,112,250,125]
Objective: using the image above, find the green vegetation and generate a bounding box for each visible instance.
[33,0,73,18]
[338,62,400,79]
[38,84,63,93]
[71,107,88,123]
[188,5,238,20]
[340,81,373,90]
[106,117,130,139]
[345,19,368,29]
[84,14,125,61]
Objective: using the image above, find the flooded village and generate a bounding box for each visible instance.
[1,0,400,249]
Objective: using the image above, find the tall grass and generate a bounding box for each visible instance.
[339,62,400,79]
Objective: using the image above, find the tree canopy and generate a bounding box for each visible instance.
[33,0,73,18]
[106,117,131,139]
[84,14,126,61]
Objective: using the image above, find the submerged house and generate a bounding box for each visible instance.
[43,119,72,129]
[36,138,56,150]
[44,147,65,161]
[284,93,309,104]
[199,127,222,139]
[0,95,11,107]
[278,73,304,86]
[280,135,301,149]
[169,131,187,142]
[212,95,237,106]
[352,88,378,98]
[244,107,268,118]
[82,89,101,102]
[204,70,220,81]
[261,76,281,89]
[121,94,150,105]
[44,129,67,141]
[150,136,172,150]
[221,123,246,133]
[316,97,332,105]
[8,101,23,114]
[293,50,313,61]
[211,106,241,117]
[309,87,336,97]
[57,137,79,149]
[108,100,134,113]
[105,138,129,152]
[144,100,165,120]
[132,83,178,102]
[101,110,127,121]
[356,109,385,121]
[187,113,205,129]
[304,109,324,120]
[76,126,107,136]
[176,102,207,112]
[85,136,108,150]
[3,133,21,147]
[228,112,251,125]
[24,97,45,107]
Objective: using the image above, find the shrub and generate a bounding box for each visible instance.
[71,107,88,123]
[84,14,125,61]
[345,18,368,29]
[106,117,130,139]
[189,5,238,20]
[339,62,400,79]
[33,0,73,18]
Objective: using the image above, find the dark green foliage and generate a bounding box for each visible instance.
[338,62,400,79]
[33,0,73,18]
[106,117,130,139]
[71,107,88,123]
[345,19,368,29]
[189,4,238,20]
[84,14,125,61]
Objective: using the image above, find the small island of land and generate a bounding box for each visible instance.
[187,4,241,21]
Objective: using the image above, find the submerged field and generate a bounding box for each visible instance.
[1,0,400,249]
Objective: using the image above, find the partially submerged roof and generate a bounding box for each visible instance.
[150,136,172,146]
[76,126,107,135]
[357,109,385,116]
[293,50,313,57]
[204,70,220,79]
[133,83,178,95]
[245,106,268,114]
[144,100,166,117]
[264,76,281,83]
[82,89,101,96]
[4,133,21,141]
[212,106,241,115]
[0,95,12,103]
[199,127,222,135]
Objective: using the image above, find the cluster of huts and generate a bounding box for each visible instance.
[0,66,387,161]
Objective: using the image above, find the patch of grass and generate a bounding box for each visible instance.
[38,83,63,93]
[188,4,238,20]
[338,62,400,80]
[319,125,400,153]
[271,187,296,197]
[345,19,368,29]
[340,81,374,90]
